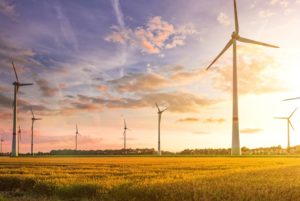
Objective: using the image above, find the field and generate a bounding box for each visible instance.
[1,156,300,201]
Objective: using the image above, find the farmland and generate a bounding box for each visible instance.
[1,156,300,201]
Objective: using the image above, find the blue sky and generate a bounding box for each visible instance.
[1,0,300,152]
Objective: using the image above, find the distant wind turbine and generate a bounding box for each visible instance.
[156,103,167,156]
[18,126,21,155]
[0,137,4,154]
[206,0,279,155]
[275,108,297,152]
[31,108,42,156]
[123,119,129,154]
[11,61,33,157]
[75,124,80,150]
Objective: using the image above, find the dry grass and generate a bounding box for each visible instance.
[0,156,300,200]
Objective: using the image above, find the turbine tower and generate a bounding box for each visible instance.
[156,103,167,156]
[11,61,33,157]
[123,119,128,154]
[31,108,42,156]
[206,0,279,155]
[275,108,297,152]
[0,137,4,154]
[18,126,21,155]
[75,124,80,150]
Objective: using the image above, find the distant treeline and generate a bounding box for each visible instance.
[2,145,300,156]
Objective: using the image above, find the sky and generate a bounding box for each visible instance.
[1,0,300,153]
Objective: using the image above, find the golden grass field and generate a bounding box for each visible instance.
[1,156,300,201]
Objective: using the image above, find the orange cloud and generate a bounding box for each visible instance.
[105,16,197,54]
[211,45,284,95]
[241,128,262,134]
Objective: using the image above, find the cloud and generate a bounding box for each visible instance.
[0,0,15,18]
[0,36,37,70]
[108,72,170,93]
[258,10,275,18]
[54,5,78,50]
[36,78,59,97]
[177,117,225,124]
[64,91,214,114]
[177,118,199,123]
[203,118,225,124]
[105,16,197,54]
[217,12,231,26]
[241,128,262,134]
[110,0,125,29]
[108,66,207,95]
[270,0,289,7]
[211,45,284,95]
[0,93,12,107]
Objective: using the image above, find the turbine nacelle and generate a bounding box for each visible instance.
[156,103,168,114]
[231,32,239,40]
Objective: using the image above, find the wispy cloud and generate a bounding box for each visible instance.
[111,0,125,29]
[270,0,289,7]
[241,128,263,134]
[258,9,275,18]
[177,117,225,124]
[54,4,78,51]
[217,12,231,26]
[36,78,59,97]
[177,118,199,123]
[0,0,15,18]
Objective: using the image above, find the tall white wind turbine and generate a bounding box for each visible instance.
[156,103,167,156]
[31,108,42,156]
[11,61,33,157]
[206,0,279,155]
[275,108,297,152]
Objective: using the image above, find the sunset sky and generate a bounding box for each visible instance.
[1,0,300,153]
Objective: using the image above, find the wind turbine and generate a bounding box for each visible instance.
[75,124,80,151]
[206,0,279,155]
[275,108,297,152]
[31,108,42,156]
[156,103,167,156]
[0,137,4,154]
[18,126,21,155]
[123,119,129,154]
[11,61,33,157]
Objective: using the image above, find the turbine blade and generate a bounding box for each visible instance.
[206,39,233,70]
[283,97,300,101]
[274,117,287,120]
[19,83,33,86]
[162,107,168,113]
[31,108,34,118]
[76,124,78,133]
[124,119,126,128]
[289,108,298,119]
[238,37,279,48]
[289,120,295,131]
[155,103,160,112]
[234,0,239,33]
[36,118,42,120]
[11,61,19,82]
